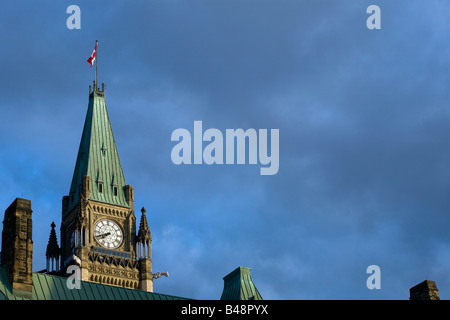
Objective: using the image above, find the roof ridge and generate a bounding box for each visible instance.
[0,267,192,300]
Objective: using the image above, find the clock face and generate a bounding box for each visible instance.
[94,219,123,249]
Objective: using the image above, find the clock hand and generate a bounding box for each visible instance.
[95,232,111,239]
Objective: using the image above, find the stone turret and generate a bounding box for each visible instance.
[137,207,153,292]
[409,280,440,300]
[46,222,61,273]
[0,198,33,299]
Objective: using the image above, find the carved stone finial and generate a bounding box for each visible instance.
[46,221,60,259]
[137,208,151,243]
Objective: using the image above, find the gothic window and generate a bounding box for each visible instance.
[101,145,107,157]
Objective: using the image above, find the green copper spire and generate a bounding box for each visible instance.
[220,267,263,300]
[66,85,130,214]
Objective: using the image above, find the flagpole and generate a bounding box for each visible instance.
[95,40,98,90]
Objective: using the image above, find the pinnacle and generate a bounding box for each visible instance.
[46,222,60,258]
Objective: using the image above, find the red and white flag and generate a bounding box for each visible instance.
[87,41,98,67]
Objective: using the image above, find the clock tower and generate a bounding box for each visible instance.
[60,82,153,291]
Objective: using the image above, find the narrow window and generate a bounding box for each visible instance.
[113,185,118,197]
[98,182,103,193]
[101,145,107,157]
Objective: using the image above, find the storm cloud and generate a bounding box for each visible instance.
[1,0,450,299]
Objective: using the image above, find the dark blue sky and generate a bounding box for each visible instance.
[1,0,450,299]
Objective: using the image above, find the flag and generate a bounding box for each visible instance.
[87,41,98,67]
